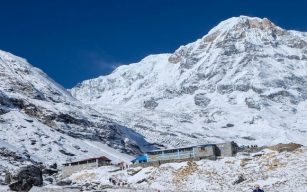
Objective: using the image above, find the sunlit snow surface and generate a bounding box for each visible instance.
[71,16,307,148]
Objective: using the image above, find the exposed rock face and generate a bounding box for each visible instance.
[143,98,159,109]
[71,16,307,148]
[194,93,211,107]
[0,147,31,175]
[9,180,33,192]
[245,97,261,110]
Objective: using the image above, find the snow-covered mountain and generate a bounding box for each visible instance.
[0,50,151,169]
[71,16,307,148]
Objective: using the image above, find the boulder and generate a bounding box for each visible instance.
[194,93,211,107]
[217,84,234,94]
[9,165,42,191]
[44,177,53,184]
[49,163,57,170]
[56,179,72,186]
[232,174,246,185]
[42,168,58,176]
[245,97,261,110]
[9,180,32,192]
[143,98,158,110]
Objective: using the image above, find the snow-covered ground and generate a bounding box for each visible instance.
[0,111,133,164]
[0,186,80,192]
[68,146,307,192]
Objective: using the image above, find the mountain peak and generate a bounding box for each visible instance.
[209,16,280,34]
[168,16,290,65]
[71,16,307,148]
[200,16,286,45]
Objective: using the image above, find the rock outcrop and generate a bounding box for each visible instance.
[9,165,42,191]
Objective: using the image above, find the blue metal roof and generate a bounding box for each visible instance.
[132,154,148,162]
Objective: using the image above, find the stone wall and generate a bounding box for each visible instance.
[216,142,235,156]
[62,162,98,177]
[194,145,216,157]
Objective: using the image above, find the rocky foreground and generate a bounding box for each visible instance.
[0,144,305,191]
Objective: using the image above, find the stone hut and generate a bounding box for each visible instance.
[62,156,111,177]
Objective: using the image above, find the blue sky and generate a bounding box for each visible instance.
[1,0,307,88]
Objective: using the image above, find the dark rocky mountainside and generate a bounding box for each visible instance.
[0,50,148,172]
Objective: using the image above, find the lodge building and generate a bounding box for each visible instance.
[61,142,238,177]
[132,142,237,165]
[62,156,111,177]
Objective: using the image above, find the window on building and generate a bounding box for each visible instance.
[148,151,162,155]
[200,147,207,151]
[88,159,96,163]
[164,149,178,154]
[79,161,87,165]
[179,148,192,152]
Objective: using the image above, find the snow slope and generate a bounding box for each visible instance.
[71,16,307,148]
[0,50,150,171]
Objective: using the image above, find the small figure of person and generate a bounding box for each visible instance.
[253,184,264,192]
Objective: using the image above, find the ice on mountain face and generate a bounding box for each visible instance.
[0,50,148,170]
[71,16,307,148]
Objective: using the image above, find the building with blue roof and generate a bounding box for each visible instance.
[131,142,237,165]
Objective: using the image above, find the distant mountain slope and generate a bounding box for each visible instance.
[0,50,150,170]
[71,16,307,148]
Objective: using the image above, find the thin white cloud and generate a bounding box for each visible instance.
[85,51,123,73]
